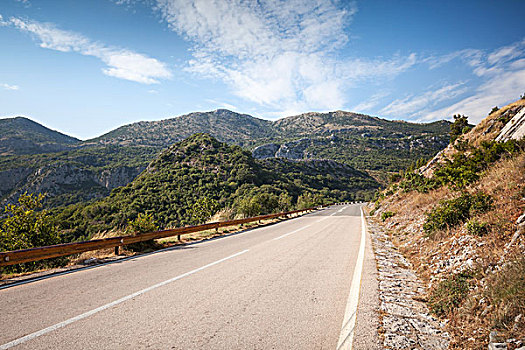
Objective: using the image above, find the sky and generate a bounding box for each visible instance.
[1,0,524,140]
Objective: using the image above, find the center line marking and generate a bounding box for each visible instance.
[0,249,250,350]
[272,224,313,240]
[272,206,347,241]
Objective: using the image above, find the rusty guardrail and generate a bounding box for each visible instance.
[0,206,330,267]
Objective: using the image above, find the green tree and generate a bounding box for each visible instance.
[124,213,159,252]
[450,114,470,143]
[190,197,219,224]
[278,192,293,212]
[125,213,158,235]
[0,193,63,274]
[0,193,60,252]
[237,196,262,217]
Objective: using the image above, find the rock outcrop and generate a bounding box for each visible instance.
[496,107,525,141]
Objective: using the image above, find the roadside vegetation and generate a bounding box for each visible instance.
[370,98,525,349]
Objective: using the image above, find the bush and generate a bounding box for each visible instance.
[296,192,324,209]
[450,114,470,143]
[434,140,524,189]
[490,106,499,115]
[429,270,474,317]
[381,211,395,221]
[465,219,489,236]
[190,197,219,224]
[124,213,159,252]
[423,192,493,234]
[0,193,65,274]
[399,172,439,193]
[236,196,262,217]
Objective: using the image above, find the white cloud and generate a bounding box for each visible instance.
[205,99,238,111]
[152,0,416,113]
[421,69,525,123]
[352,91,391,113]
[1,83,20,90]
[2,16,172,84]
[380,82,468,118]
[385,38,525,123]
[425,49,482,70]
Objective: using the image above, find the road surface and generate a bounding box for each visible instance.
[0,204,379,349]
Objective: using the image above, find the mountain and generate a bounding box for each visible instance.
[0,117,80,155]
[370,98,525,347]
[87,109,275,148]
[56,134,379,239]
[0,145,156,207]
[0,109,450,208]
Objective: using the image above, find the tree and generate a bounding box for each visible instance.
[278,192,293,212]
[450,114,470,143]
[237,196,262,218]
[125,213,158,235]
[124,213,159,252]
[190,197,219,224]
[0,193,60,252]
[0,193,63,274]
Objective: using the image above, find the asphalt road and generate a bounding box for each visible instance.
[0,204,379,349]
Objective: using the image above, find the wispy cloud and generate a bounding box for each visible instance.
[150,0,416,114]
[385,38,525,123]
[380,82,468,118]
[1,15,172,84]
[352,91,391,113]
[421,69,525,122]
[1,83,20,90]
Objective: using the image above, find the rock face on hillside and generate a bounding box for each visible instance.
[496,106,525,141]
[252,143,280,159]
[420,100,525,177]
[0,108,451,208]
[0,164,144,208]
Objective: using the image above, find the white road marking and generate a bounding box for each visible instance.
[272,206,347,241]
[272,224,313,240]
[336,206,366,350]
[0,249,250,350]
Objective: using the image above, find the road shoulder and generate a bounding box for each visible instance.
[352,210,382,350]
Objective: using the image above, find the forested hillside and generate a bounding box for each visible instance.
[0,117,80,155]
[0,109,449,209]
[55,134,378,241]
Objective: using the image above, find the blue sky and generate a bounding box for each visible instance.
[1,0,524,139]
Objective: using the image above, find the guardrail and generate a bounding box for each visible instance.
[0,206,325,267]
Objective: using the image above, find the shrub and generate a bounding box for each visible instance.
[434,140,524,189]
[125,213,159,252]
[0,193,65,274]
[429,270,474,317]
[236,196,262,217]
[450,114,470,143]
[381,211,395,221]
[465,219,489,236]
[423,192,493,234]
[296,192,324,209]
[190,197,219,224]
[399,172,439,193]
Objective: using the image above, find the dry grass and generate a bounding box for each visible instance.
[375,150,525,349]
[421,99,525,177]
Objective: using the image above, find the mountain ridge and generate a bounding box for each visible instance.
[0,109,450,208]
[0,116,80,156]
